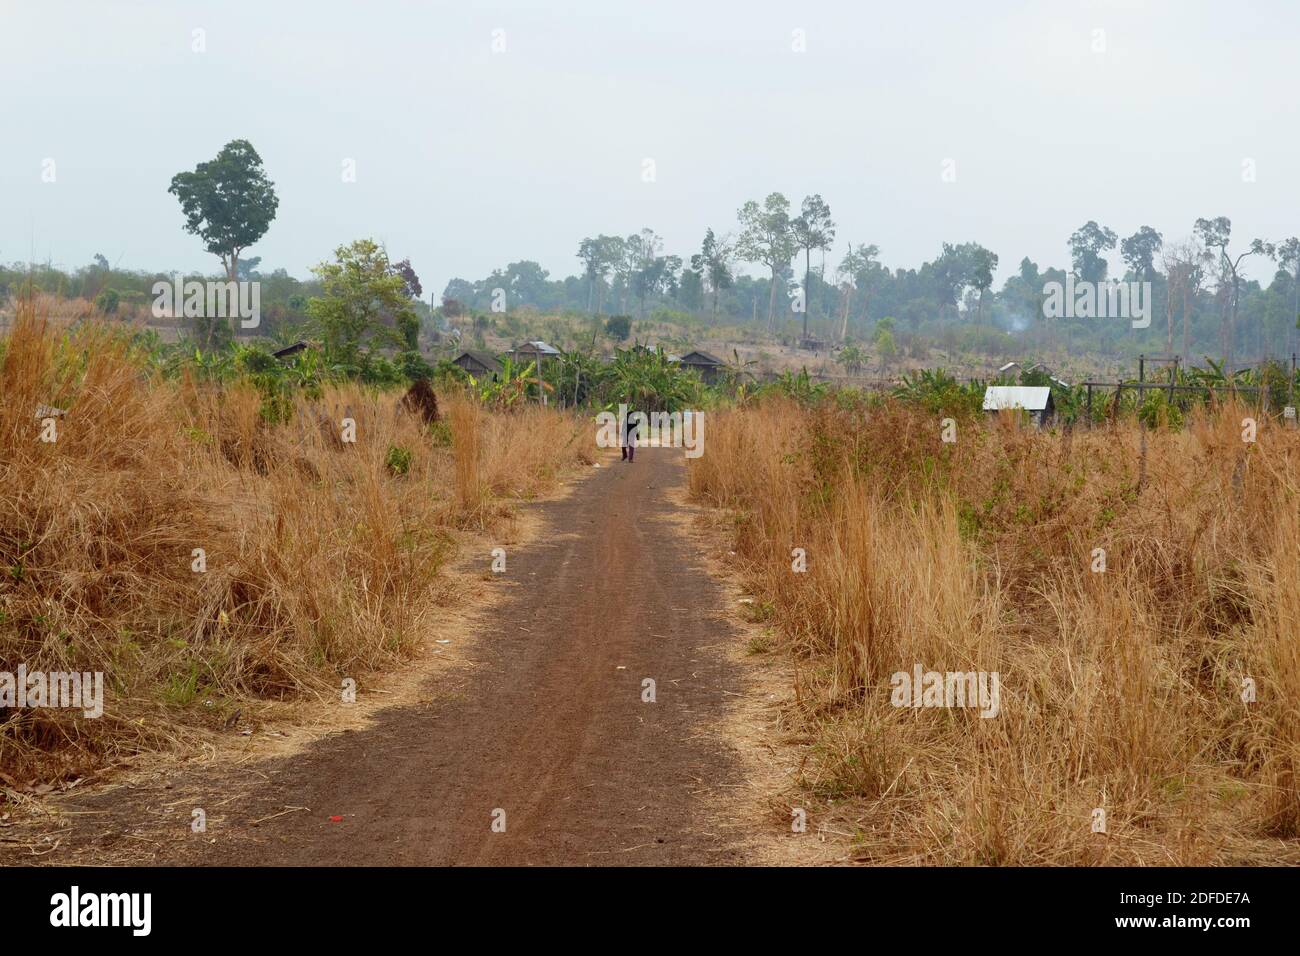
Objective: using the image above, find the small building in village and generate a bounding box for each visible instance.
[504,340,562,366]
[272,340,310,360]
[677,349,726,385]
[998,361,1070,388]
[628,343,682,363]
[451,349,504,380]
[982,385,1055,426]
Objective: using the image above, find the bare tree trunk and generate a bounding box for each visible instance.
[1170,274,1180,361]
[1292,270,1298,360]
[1229,275,1240,368]
[818,250,829,331]
[839,286,851,342]
[803,248,811,340]
[767,269,778,331]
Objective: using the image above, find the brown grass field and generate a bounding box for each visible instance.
[0,305,588,787]
[689,396,1300,864]
[6,298,1299,866]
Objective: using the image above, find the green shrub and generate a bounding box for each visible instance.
[385,444,413,476]
[94,288,120,314]
[604,315,632,341]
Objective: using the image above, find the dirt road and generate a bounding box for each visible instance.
[12,448,759,865]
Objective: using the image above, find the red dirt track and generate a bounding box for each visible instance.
[8,449,756,866]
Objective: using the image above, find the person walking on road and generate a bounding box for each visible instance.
[621,406,640,462]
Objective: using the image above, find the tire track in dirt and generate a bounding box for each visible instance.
[13,448,755,865]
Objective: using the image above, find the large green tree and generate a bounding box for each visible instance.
[307,239,417,374]
[736,192,795,330]
[967,244,999,323]
[836,242,882,339]
[932,242,973,320]
[168,139,279,281]
[791,194,835,338]
[577,235,621,315]
[624,229,665,317]
[1120,226,1163,281]
[692,228,734,320]
[1068,220,1118,283]
[1276,236,1300,356]
[1194,216,1273,364]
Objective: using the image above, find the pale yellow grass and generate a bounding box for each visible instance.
[690,396,1300,864]
[0,304,587,783]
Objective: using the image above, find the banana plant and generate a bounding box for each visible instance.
[476,356,552,408]
[544,347,608,408]
[602,344,701,412]
[722,348,759,390]
[761,368,828,404]
[835,345,866,375]
[187,347,235,381]
[892,368,983,414]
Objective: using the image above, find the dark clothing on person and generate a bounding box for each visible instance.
[622,413,639,462]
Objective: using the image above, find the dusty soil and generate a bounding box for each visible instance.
[2,448,827,866]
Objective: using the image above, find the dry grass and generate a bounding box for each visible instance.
[0,291,95,329]
[447,395,483,518]
[0,304,587,786]
[690,395,1300,864]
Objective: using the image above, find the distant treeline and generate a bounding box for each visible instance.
[7,204,1299,367]
[443,200,1300,365]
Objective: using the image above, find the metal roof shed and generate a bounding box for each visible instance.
[505,340,561,365]
[982,386,1055,425]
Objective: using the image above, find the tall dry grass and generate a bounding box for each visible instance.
[447,394,483,518]
[691,396,1300,864]
[0,305,587,784]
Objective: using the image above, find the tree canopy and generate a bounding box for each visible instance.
[168,139,279,281]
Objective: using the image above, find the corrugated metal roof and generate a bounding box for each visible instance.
[983,386,1052,411]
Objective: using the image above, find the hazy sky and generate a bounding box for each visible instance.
[4,0,1297,296]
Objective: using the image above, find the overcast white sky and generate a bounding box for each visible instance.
[3,0,1296,294]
